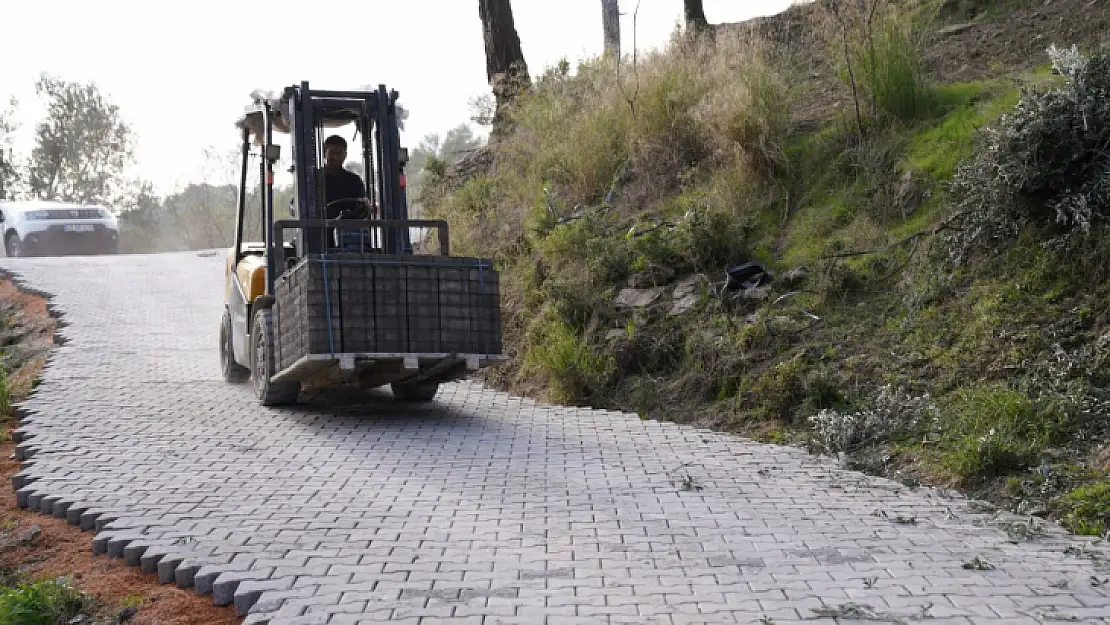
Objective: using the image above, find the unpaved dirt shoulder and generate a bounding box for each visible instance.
[0,274,240,625]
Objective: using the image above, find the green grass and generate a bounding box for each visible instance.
[0,368,10,423]
[0,578,96,625]
[737,350,842,423]
[773,79,1021,271]
[1054,481,1110,536]
[904,81,1021,180]
[935,383,1078,481]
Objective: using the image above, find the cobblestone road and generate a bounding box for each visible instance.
[2,251,1110,624]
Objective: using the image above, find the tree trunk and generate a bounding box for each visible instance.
[601,0,621,59]
[683,0,711,34]
[479,0,531,140]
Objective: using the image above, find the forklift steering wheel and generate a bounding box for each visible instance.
[323,199,360,220]
[325,199,372,217]
[324,199,351,209]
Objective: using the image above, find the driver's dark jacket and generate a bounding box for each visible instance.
[323,167,367,218]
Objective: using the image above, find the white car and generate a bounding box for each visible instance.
[0,200,120,257]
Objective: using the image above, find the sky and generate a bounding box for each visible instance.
[0,0,797,198]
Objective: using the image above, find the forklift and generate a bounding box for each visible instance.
[219,82,504,406]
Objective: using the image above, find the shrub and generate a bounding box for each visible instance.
[535,212,632,292]
[1053,481,1110,536]
[808,384,939,455]
[0,578,96,625]
[814,0,937,129]
[739,351,837,423]
[692,33,793,178]
[424,154,447,179]
[946,44,1110,263]
[853,5,935,122]
[524,316,613,405]
[673,191,756,273]
[425,172,535,259]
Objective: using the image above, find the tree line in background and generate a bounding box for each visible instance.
[0,74,483,253]
[0,0,705,253]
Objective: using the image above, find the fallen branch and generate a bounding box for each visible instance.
[816,211,966,261]
[817,230,925,260]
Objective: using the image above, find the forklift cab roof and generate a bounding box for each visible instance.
[234,87,406,145]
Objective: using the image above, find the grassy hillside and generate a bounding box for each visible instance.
[422,0,1110,533]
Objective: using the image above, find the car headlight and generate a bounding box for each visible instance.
[26,211,50,220]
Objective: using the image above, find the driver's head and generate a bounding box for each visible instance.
[323,135,347,171]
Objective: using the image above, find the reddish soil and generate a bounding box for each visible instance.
[923,0,1110,83]
[0,277,240,625]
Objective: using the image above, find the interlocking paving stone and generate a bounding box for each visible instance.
[2,251,1110,623]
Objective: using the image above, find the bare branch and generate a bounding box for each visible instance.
[615,0,643,117]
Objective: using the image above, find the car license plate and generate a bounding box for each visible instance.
[63,224,94,232]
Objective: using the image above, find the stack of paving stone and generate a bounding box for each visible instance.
[274,253,501,371]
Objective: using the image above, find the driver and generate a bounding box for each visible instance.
[322,135,376,219]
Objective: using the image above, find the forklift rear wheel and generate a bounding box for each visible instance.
[391,381,440,402]
[220,310,250,383]
[252,310,301,406]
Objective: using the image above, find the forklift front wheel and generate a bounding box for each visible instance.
[391,381,440,402]
[220,310,250,384]
[251,310,301,406]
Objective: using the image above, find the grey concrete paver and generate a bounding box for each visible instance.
[2,251,1110,624]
